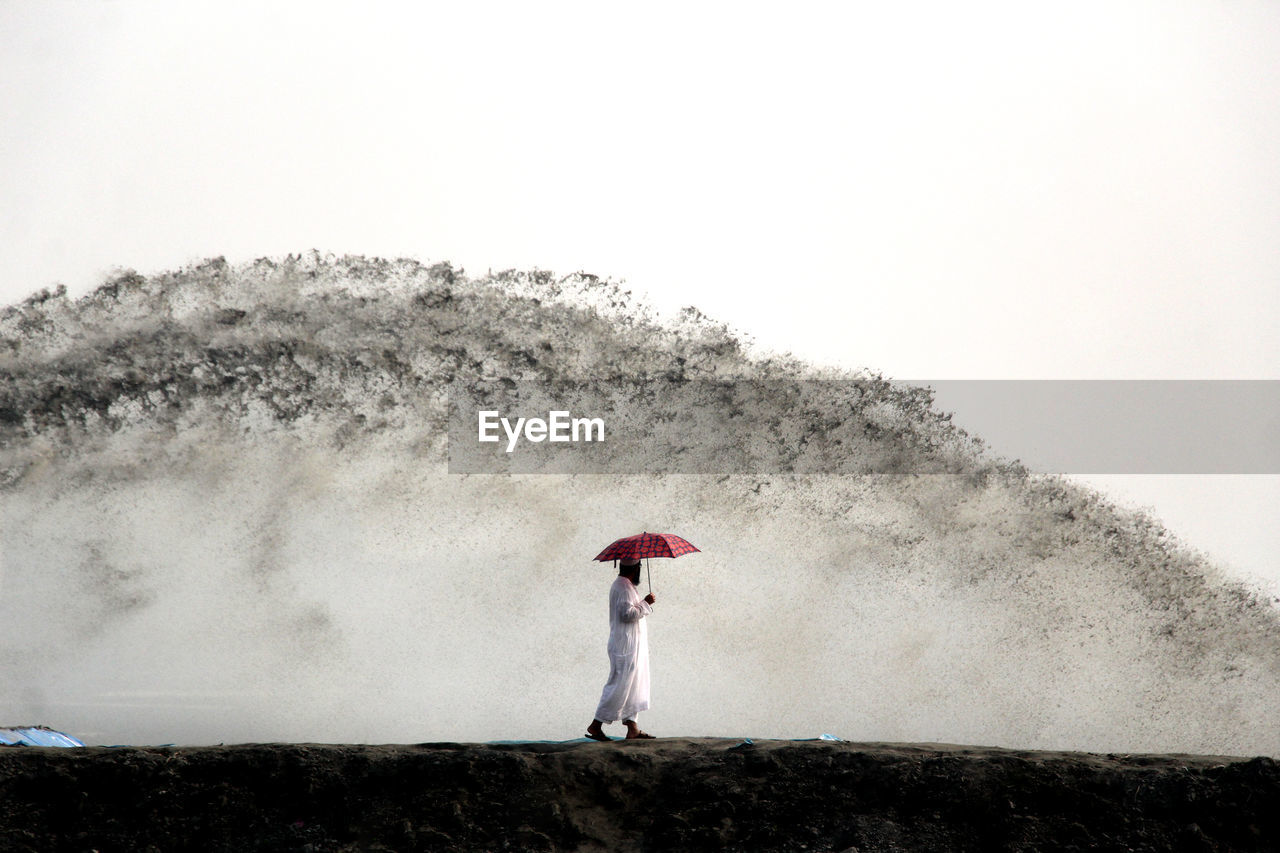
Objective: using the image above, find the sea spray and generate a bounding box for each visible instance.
[1,254,1276,753]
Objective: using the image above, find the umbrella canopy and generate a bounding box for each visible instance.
[594,531,699,562]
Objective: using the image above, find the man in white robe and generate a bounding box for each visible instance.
[586,557,656,740]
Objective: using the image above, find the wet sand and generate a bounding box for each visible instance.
[0,737,1276,851]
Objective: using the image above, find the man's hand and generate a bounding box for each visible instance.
[644,593,656,605]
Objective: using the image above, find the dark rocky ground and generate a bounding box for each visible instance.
[0,738,1276,852]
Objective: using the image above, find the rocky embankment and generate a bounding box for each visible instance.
[0,738,1276,852]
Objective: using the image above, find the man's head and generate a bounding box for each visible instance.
[619,557,641,585]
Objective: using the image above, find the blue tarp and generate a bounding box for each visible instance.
[0,726,85,747]
[486,734,844,745]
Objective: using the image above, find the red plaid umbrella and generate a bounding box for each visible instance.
[594,531,699,594]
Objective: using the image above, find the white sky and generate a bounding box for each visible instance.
[1,1,1277,592]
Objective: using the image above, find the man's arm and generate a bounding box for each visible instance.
[615,589,654,622]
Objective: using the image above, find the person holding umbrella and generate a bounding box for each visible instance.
[586,557,656,741]
[585,532,698,742]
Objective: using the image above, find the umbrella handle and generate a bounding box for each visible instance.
[646,558,652,596]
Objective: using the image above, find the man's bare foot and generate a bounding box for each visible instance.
[623,720,654,739]
[585,720,610,742]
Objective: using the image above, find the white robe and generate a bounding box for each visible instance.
[593,575,653,723]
